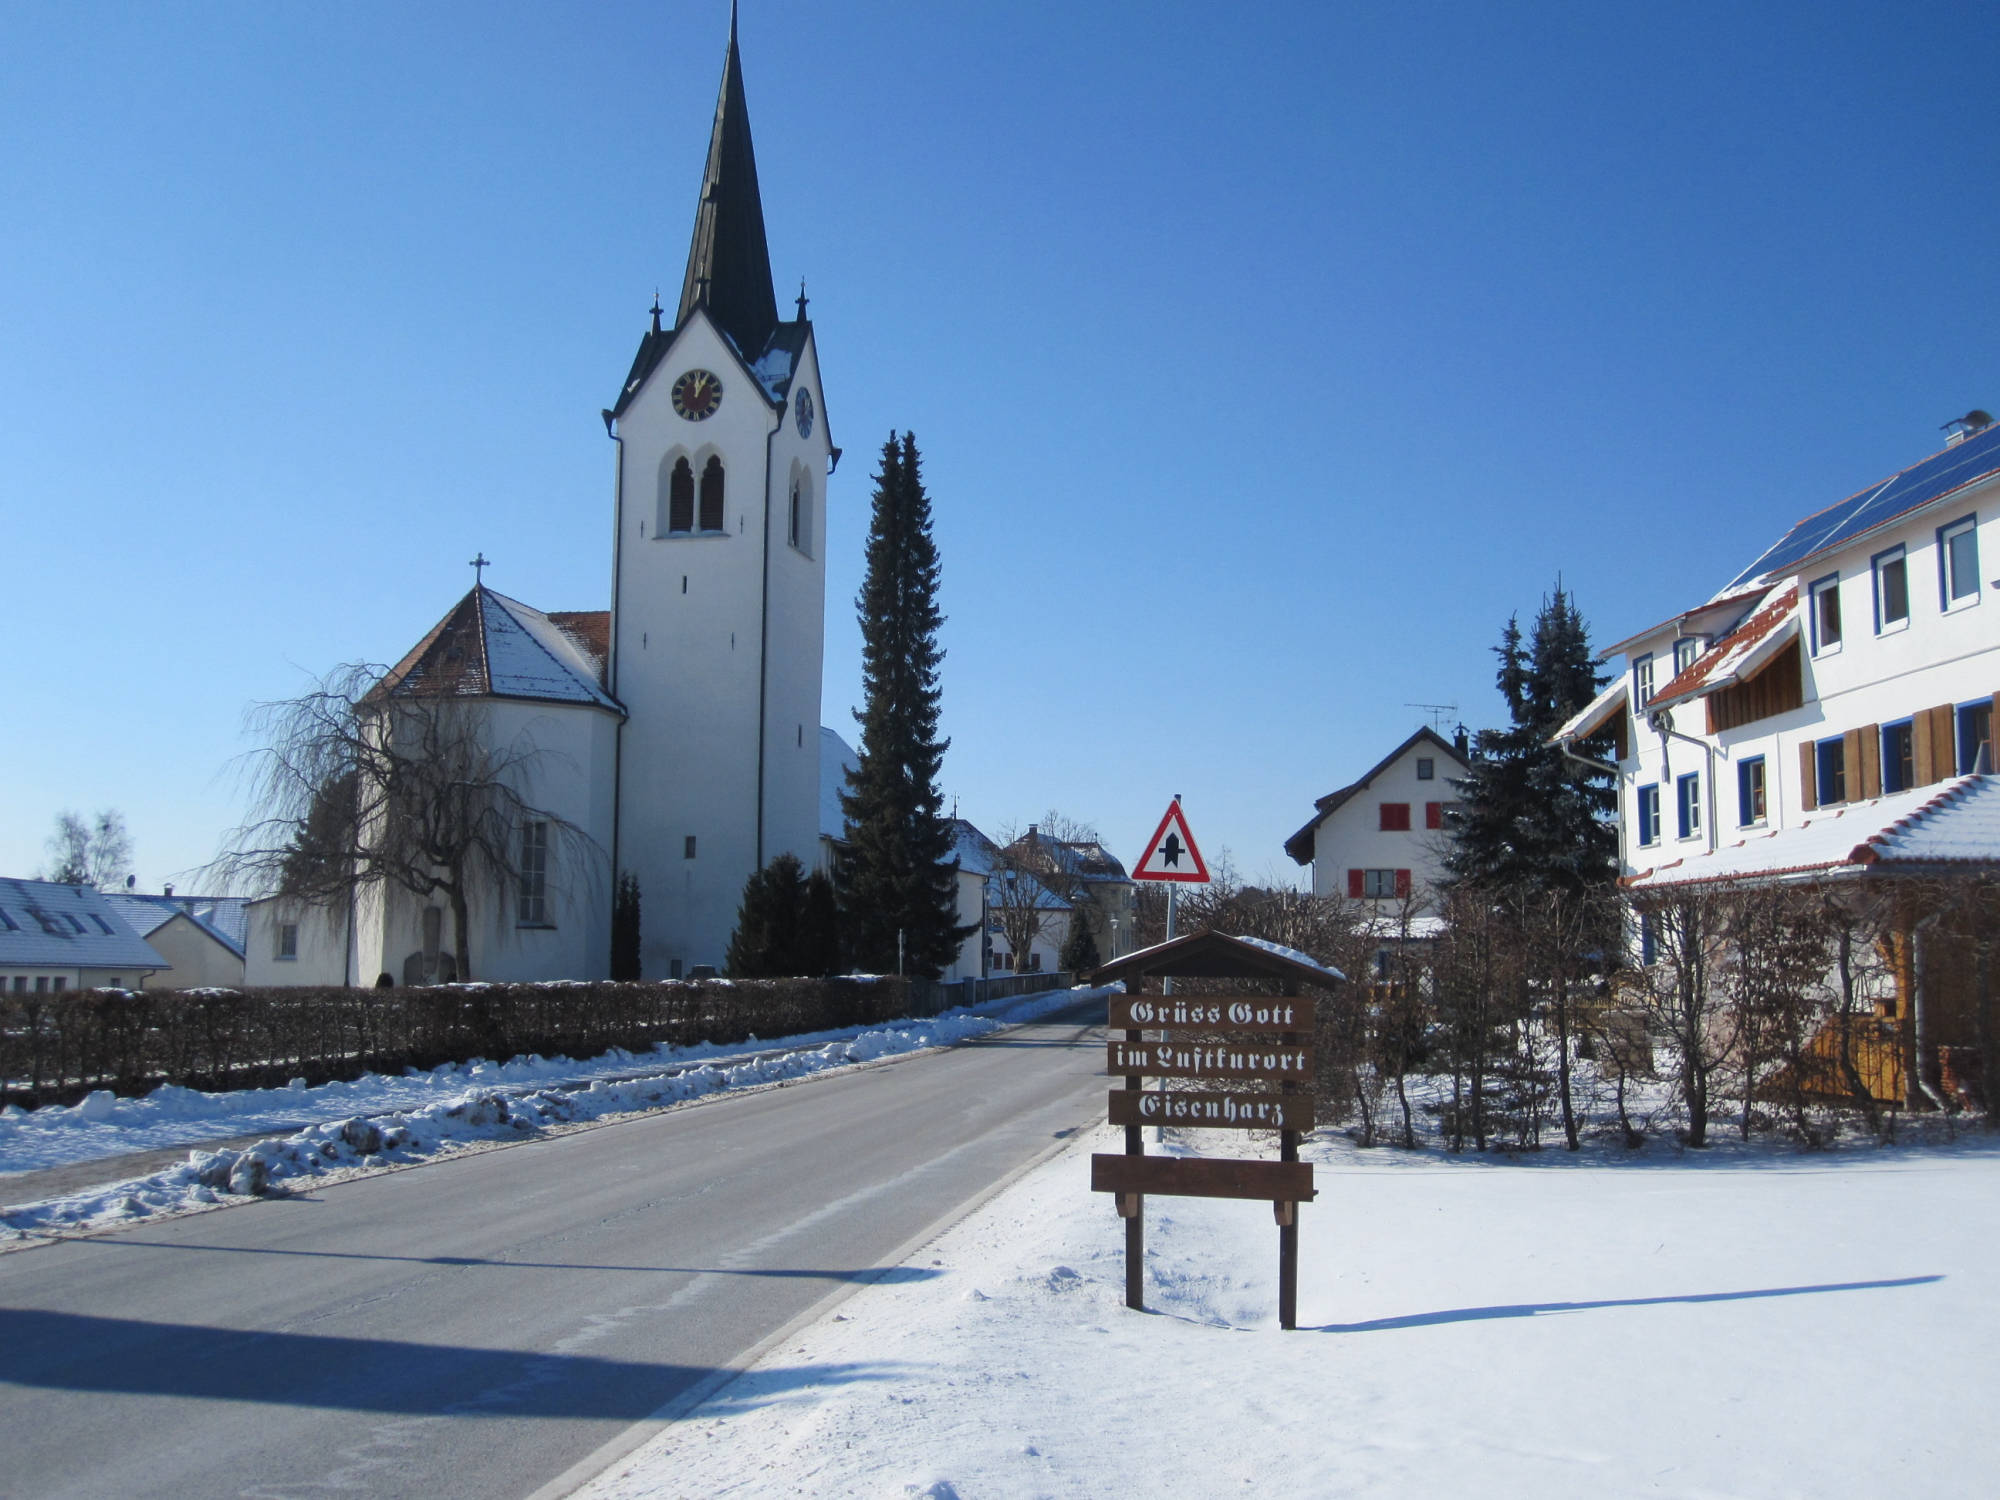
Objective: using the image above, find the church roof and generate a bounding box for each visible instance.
[678,6,779,361]
[607,12,809,423]
[376,587,622,712]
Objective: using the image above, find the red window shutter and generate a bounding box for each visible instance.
[1425,801,1443,830]
[1395,869,1411,898]
[1380,803,1411,832]
[1347,869,1364,899]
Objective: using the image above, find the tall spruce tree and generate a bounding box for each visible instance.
[1446,583,1617,895]
[836,433,973,975]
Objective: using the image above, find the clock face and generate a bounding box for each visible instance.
[671,368,723,421]
[794,386,815,439]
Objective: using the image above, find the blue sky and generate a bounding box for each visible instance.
[4,1,1996,891]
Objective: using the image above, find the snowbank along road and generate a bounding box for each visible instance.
[0,998,1110,1500]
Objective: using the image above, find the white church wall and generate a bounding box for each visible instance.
[611,309,831,977]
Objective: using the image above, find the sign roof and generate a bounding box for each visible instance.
[1133,798,1210,882]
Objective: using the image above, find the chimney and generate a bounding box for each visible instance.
[1453,724,1470,758]
[163,883,174,898]
[1943,409,1994,447]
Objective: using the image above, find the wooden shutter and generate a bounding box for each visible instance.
[1799,741,1818,811]
[1853,723,1882,800]
[1425,801,1443,830]
[1913,708,1939,786]
[1395,869,1411,898]
[1347,869,1364,899]
[1923,704,1957,782]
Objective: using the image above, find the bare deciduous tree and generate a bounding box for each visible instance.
[42,809,132,890]
[216,663,601,983]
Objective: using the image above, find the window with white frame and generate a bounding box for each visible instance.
[1882,720,1915,793]
[1673,637,1701,674]
[1737,756,1766,826]
[1809,573,1842,654]
[1633,654,1654,708]
[1636,784,1660,847]
[1939,515,1980,609]
[1816,737,1847,805]
[518,820,549,925]
[1958,699,1994,774]
[1676,772,1701,839]
[1872,545,1909,632]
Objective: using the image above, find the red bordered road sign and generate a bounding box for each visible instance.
[1132,798,1210,883]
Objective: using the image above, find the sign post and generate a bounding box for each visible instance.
[1086,928,1337,1332]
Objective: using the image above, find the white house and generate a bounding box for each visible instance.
[1285,726,1471,908]
[101,893,248,989]
[264,15,835,983]
[1,878,168,992]
[1558,414,2000,887]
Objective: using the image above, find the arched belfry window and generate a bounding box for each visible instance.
[788,473,812,557]
[666,457,694,534]
[699,456,725,532]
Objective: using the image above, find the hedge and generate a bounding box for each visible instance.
[0,975,941,1110]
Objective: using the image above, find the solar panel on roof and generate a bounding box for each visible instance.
[1727,423,2000,589]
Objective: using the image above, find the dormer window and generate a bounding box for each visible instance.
[1673,637,1701,674]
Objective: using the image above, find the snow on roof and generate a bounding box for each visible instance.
[1625,775,2000,891]
[820,727,858,842]
[377,587,620,712]
[0,879,172,972]
[1351,913,1449,940]
[1552,678,1629,744]
[1230,934,1343,978]
[1648,584,1799,714]
[101,894,250,959]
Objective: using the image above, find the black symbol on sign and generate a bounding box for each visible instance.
[1160,833,1183,868]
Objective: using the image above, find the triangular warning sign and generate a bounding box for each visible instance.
[1133,799,1210,883]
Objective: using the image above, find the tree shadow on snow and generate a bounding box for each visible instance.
[0,1306,907,1419]
[1308,1273,1943,1333]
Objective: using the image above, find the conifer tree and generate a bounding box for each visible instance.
[610,872,642,980]
[1059,907,1101,973]
[1446,583,1617,895]
[726,853,808,977]
[837,433,973,976]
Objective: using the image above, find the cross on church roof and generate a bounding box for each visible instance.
[470,552,491,585]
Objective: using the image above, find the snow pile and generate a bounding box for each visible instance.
[0,986,1103,1239]
[0,986,1100,1179]
[576,1128,2000,1499]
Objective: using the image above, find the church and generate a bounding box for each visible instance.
[249,13,836,986]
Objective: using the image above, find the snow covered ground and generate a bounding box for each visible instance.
[576,1125,2000,1500]
[0,986,1102,1240]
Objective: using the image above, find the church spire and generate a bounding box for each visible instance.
[677,3,778,358]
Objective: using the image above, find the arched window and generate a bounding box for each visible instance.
[666,457,694,534]
[699,456,725,532]
[788,472,813,557]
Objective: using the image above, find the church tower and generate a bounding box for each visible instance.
[603,9,834,976]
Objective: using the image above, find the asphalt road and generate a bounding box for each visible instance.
[0,1001,1109,1499]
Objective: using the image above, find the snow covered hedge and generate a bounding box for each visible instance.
[0,974,933,1108]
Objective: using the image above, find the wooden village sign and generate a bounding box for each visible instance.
[1086,927,1342,1331]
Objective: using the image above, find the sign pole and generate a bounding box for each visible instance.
[1122,1012,1145,1311]
[1278,981,1302,1331]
